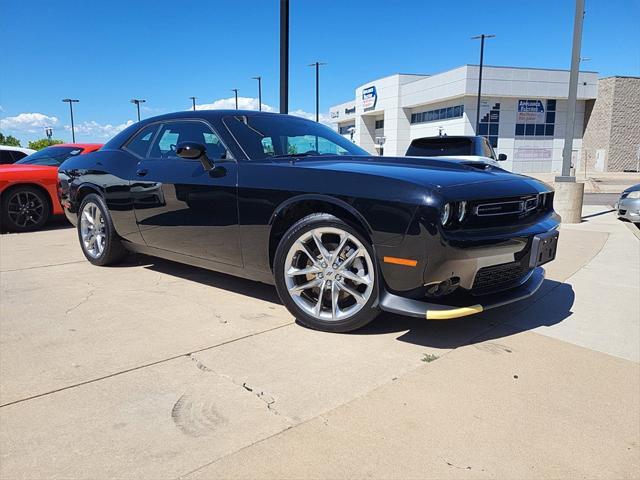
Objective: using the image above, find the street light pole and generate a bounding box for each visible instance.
[252,76,262,111]
[552,0,586,224]
[231,89,239,110]
[471,34,495,133]
[62,99,79,143]
[308,62,326,122]
[189,96,197,111]
[279,0,289,114]
[559,0,585,180]
[130,99,146,122]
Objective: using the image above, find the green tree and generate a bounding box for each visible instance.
[28,138,63,151]
[0,133,21,147]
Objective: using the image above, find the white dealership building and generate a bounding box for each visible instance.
[330,65,640,173]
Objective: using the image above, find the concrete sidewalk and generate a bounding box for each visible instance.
[1,207,638,479]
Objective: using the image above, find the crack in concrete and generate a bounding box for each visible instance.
[188,353,285,418]
[65,286,96,315]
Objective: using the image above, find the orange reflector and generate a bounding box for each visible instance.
[383,256,418,267]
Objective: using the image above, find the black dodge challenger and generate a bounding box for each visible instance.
[58,110,559,332]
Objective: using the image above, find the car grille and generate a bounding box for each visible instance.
[472,261,529,295]
[619,209,627,215]
[459,192,553,229]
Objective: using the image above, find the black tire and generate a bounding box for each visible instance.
[274,213,380,333]
[77,193,127,266]
[1,185,51,232]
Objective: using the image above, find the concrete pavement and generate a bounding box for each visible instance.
[1,206,638,479]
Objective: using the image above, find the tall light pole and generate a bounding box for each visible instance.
[252,76,262,111]
[130,99,146,122]
[550,0,586,224]
[308,62,326,122]
[189,96,197,111]
[231,89,239,110]
[471,34,495,133]
[280,0,289,114]
[62,99,79,143]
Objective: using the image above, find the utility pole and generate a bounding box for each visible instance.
[189,96,197,111]
[279,0,289,114]
[554,0,586,223]
[471,34,495,133]
[231,89,239,110]
[130,99,146,122]
[252,76,262,111]
[308,62,326,122]
[62,99,79,142]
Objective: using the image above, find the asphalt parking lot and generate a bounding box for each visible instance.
[1,205,639,479]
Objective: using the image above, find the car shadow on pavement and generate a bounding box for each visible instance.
[355,280,575,348]
[0,216,72,234]
[130,254,282,304]
[119,255,574,349]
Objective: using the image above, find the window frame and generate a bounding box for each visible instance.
[122,118,233,162]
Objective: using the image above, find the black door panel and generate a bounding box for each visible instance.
[133,158,241,266]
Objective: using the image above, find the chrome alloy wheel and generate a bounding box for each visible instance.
[284,227,375,321]
[80,202,106,258]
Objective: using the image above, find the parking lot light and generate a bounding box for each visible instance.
[130,99,146,122]
[61,99,79,143]
[252,76,262,111]
[471,34,495,134]
[231,89,239,110]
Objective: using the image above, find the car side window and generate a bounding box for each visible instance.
[0,151,15,164]
[124,125,159,158]
[149,121,227,160]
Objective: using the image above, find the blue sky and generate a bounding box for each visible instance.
[1,0,638,144]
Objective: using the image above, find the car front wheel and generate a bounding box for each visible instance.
[78,193,127,266]
[274,213,380,332]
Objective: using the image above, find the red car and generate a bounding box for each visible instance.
[0,143,102,232]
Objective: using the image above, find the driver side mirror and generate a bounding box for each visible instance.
[498,153,508,161]
[176,142,214,170]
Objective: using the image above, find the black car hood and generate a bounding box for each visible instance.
[287,155,546,191]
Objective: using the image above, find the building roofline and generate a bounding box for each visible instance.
[599,75,640,79]
[464,63,598,74]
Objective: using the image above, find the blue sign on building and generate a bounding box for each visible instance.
[362,86,377,111]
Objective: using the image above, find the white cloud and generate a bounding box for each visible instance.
[194,96,275,113]
[64,119,135,139]
[193,96,330,124]
[0,112,59,133]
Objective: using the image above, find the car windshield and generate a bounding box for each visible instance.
[406,138,475,157]
[15,146,84,166]
[223,114,369,160]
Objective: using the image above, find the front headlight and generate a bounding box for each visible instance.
[458,201,467,222]
[626,191,640,199]
[440,203,451,225]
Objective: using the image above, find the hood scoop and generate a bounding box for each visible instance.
[461,161,492,171]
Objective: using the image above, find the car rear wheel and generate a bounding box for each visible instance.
[1,186,50,232]
[274,213,380,332]
[78,194,127,266]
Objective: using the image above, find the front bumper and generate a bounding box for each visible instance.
[379,267,545,320]
[616,197,640,223]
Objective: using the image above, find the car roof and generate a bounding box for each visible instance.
[0,145,36,153]
[53,143,103,149]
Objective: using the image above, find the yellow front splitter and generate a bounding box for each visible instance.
[426,305,483,320]
[378,268,545,321]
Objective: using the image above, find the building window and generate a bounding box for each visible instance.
[410,104,464,125]
[339,124,355,135]
[375,119,384,129]
[515,99,556,137]
[478,102,500,148]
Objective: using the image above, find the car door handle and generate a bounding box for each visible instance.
[136,168,148,177]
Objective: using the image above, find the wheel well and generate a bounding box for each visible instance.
[268,199,371,269]
[76,185,102,207]
[1,183,53,214]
